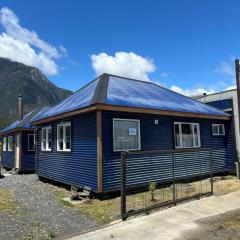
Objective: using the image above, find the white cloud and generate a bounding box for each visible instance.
[214,61,235,77]
[0,7,66,75]
[170,85,215,96]
[91,52,156,81]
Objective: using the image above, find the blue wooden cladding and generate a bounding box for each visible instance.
[35,112,98,191]
[35,110,234,193]
[102,111,234,192]
[1,131,35,171]
[206,99,232,111]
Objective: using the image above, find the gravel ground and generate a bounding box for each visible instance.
[0,174,100,240]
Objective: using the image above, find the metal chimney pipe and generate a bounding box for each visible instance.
[18,94,23,121]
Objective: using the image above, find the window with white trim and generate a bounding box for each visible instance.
[57,122,71,151]
[41,126,52,151]
[212,124,225,136]
[7,136,13,151]
[28,134,35,151]
[174,122,201,148]
[3,137,7,151]
[113,118,141,151]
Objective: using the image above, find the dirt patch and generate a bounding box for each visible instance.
[178,209,240,240]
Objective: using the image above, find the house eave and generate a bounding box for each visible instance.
[0,128,34,136]
[30,103,230,125]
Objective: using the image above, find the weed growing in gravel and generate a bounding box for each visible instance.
[0,187,20,215]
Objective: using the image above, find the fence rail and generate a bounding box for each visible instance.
[121,148,213,220]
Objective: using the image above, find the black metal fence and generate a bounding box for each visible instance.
[121,148,213,220]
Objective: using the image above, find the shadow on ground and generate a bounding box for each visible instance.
[177,209,240,240]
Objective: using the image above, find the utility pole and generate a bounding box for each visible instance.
[235,59,240,179]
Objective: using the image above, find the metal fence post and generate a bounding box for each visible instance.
[172,152,176,205]
[210,149,214,195]
[121,151,127,220]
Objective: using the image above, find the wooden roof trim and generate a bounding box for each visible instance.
[96,104,231,120]
[31,105,97,125]
[0,128,34,136]
[31,103,230,125]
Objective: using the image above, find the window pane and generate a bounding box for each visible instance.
[194,125,199,147]
[8,136,13,151]
[181,124,193,147]
[114,120,139,151]
[58,125,64,150]
[174,124,181,147]
[65,125,71,150]
[42,140,46,150]
[47,128,52,150]
[219,125,224,135]
[42,129,46,140]
[212,125,218,135]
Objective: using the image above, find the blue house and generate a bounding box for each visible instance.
[0,95,50,172]
[31,74,234,194]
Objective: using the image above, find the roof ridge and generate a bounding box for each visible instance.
[91,73,109,104]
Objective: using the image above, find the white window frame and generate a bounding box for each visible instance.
[174,122,201,149]
[7,136,13,152]
[28,134,35,151]
[212,124,225,136]
[57,122,71,152]
[3,137,7,151]
[113,118,141,152]
[41,126,52,151]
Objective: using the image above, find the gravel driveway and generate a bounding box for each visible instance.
[0,174,100,240]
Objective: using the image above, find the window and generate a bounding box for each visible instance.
[3,137,7,151]
[113,118,141,151]
[57,122,71,151]
[7,136,13,151]
[174,122,201,148]
[28,134,35,151]
[212,124,225,136]
[41,126,52,151]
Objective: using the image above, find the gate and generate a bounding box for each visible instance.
[121,148,213,220]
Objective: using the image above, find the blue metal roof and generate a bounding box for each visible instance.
[106,76,227,116]
[31,78,100,123]
[31,74,228,123]
[1,107,50,134]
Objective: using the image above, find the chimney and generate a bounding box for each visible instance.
[18,94,23,121]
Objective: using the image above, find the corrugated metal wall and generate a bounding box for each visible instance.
[21,131,35,171]
[125,150,212,187]
[102,111,234,191]
[206,99,232,111]
[36,112,98,191]
[1,134,15,169]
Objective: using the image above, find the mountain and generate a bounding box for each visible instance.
[0,57,73,129]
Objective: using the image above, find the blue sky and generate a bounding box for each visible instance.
[0,0,239,95]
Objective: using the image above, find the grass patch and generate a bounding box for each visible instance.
[75,198,121,223]
[56,176,240,223]
[0,187,20,215]
[213,176,240,196]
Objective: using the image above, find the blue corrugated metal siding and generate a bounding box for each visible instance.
[206,99,232,111]
[36,112,98,191]
[21,131,35,171]
[102,111,233,191]
[125,150,212,187]
[1,134,15,169]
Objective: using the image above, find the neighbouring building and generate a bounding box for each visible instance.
[0,95,50,172]
[31,74,234,194]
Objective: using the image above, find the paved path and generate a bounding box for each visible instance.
[69,191,240,240]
